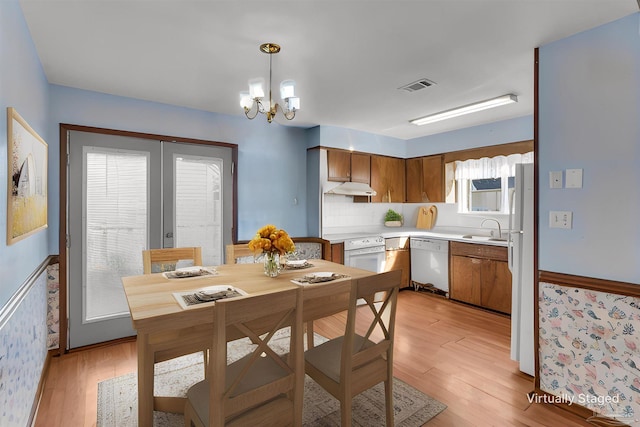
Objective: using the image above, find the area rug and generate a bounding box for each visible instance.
[97,332,446,426]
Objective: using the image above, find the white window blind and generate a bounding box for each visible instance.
[84,148,148,321]
[174,155,223,266]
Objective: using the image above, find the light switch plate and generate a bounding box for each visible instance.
[566,168,583,188]
[549,171,563,189]
[549,211,572,229]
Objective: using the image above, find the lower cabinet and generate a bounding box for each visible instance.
[330,242,344,264]
[384,248,410,288]
[449,241,512,314]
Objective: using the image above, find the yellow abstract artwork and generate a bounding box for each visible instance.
[7,107,48,245]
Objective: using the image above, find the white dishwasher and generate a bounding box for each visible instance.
[410,237,449,295]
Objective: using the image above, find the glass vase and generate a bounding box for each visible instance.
[263,252,280,277]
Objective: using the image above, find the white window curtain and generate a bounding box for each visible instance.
[455,152,533,213]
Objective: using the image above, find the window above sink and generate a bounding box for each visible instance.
[454,152,533,214]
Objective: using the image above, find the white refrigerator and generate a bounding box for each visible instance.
[509,163,535,376]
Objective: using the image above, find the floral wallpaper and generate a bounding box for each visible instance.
[0,267,48,427]
[47,263,60,349]
[539,282,640,424]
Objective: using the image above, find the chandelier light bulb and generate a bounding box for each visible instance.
[280,80,296,100]
[248,78,265,99]
[239,91,252,109]
[287,96,300,111]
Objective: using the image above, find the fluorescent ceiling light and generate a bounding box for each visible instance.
[410,94,518,126]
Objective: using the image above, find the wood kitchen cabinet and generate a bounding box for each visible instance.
[406,155,444,203]
[449,241,512,314]
[330,242,344,264]
[370,155,405,202]
[327,150,370,184]
[384,237,410,288]
[350,153,370,183]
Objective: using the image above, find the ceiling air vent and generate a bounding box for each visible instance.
[399,78,437,93]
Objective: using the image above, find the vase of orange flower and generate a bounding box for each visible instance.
[248,224,295,277]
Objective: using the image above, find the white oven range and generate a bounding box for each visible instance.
[342,235,386,273]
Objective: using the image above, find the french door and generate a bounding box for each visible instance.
[67,130,233,348]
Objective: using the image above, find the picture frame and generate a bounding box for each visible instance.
[6,107,48,245]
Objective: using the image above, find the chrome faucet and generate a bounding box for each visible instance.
[481,218,502,239]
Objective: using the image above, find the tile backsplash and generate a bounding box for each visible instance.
[323,194,404,232]
[322,195,510,236]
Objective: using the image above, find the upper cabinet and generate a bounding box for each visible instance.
[327,150,371,184]
[406,155,444,203]
[323,140,532,205]
[370,155,405,203]
[350,153,371,184]
[327,150,351,182]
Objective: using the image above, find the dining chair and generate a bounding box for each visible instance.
[290,237,331,262]
[304,269,401,427]
[142,246,203,273]
[142,246,207,390]
[184,287,304,427]
[224,244,256,264]
[225,238,331,350]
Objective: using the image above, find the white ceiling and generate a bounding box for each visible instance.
[19,0,638,140]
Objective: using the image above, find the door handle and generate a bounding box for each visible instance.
[165,232,173,238]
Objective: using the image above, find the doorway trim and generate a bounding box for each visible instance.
[58,123,238,354]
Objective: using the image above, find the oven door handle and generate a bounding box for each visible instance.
[344,246,386,256]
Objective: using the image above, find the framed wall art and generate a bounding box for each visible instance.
[7,107,48,245]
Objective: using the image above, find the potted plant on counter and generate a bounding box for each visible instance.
[384,209,403,227]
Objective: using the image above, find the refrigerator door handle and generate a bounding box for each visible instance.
[508,192,516,271]
[508,230,523,271]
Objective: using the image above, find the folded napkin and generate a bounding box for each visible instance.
[282,262,314,270]
[293,273,349,284]
[163,266,217,279]
[175,286,245,308]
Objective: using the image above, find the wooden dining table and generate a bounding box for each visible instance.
[121,259,375,427]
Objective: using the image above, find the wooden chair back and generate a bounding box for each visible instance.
[225,244,256,264]
[184,288,304,427]
[225,237,331,350]
[304,269,401,426]
[142,247,202,274]
[345,270,400,379]
[290,237,331,261]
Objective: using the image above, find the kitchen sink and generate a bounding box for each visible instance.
[461,235,507,242]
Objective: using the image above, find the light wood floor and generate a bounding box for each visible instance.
[34,291,592,427]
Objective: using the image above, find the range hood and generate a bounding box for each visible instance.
[325,182,377,196]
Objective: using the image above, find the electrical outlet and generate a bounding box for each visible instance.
[549,211,572,229]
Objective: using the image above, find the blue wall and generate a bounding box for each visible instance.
[406,115,533,157]
[539,13,640,283]
[0,0,51,308]
[49,85,310,242]
[316,125,407,157]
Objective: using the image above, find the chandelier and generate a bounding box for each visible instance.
[239,43,300,123]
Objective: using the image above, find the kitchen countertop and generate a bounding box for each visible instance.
[323,226,509,247]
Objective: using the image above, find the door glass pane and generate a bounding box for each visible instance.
[84,148,148,322]
[174,155,223,265]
